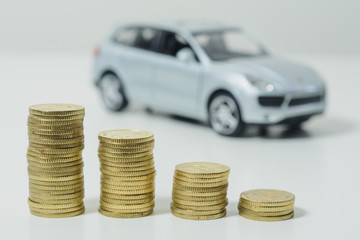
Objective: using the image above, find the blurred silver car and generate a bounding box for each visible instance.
[93,21,326,136]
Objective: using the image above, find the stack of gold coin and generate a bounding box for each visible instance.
[238,189,295,221]
[27,104,85,218]
[97,129,156,218]
[171,162,230,220]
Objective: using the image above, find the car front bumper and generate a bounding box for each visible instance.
[240,91,326,125]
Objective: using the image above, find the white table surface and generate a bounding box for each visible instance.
[0,54,359,239]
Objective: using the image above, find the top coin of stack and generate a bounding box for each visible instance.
[238,189,295,221]
[171,162,230,220]
[98,129,156,218]
[27,104,85,218]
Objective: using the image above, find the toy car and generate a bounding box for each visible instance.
[93,21,326,136]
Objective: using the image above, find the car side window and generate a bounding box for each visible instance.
[159,31,198,60]
[113,27,139,46]
[133,28,159,51]
[113,27,160,52]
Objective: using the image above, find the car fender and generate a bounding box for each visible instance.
[198,71,247,121]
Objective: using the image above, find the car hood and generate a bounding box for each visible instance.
[212,55,324,90]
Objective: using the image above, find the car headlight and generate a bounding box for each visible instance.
[246,75,275,92]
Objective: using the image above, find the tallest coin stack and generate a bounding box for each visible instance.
[27,104,85,218]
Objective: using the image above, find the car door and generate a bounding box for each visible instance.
[151,30,203,117]
[110,26,161,104]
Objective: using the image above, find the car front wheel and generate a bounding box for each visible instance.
[209,93,244,136]
[99,73,128,111]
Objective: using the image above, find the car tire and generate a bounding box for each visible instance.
[99,73,128,111]
[208,92,245,136]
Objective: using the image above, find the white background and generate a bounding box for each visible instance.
[0,0,359,55]
[1,0,360,239]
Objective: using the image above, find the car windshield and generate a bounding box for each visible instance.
[193,29,267,61]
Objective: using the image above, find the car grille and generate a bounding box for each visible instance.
[258,96,285,107]
[259,94,323,107]
[289,95,322,106]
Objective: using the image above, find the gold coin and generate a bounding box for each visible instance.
[172,200,228,211]
[28,146,84,155]
[240,189,295,206]
[29,189,84,198]
[29,177,83,186]
[28,116,83,124]
[101,196,154,205]
[175,162,230,176]
[29,202,84,212]
[172,196,228,206]
[98,150,152,158]
[100,191,154,200]
[173,178,228,188]
[100,176,153,186]
[29,195,84,204]
[98,146,153,154]
[100,199,155,210]
[100,159,154,168]
[98,154,153,163]
[29,113,85,121]
[100,167,155,177]
[28,198,83,209]
[29,104,84,116]
[171,208,226,220]
[239,211,294,221]
[101,186,155,195]
[239,201,294,212]
[30,207,85,218]
[99,140,154,149]
[28,168,82,177]
[173,188,228,197]
[27,153,82,162]
[173,174,229,183]
[28,127,83,135]
[170,204,224,216]
[28,132,84,141]
[29,188,84,198]
[238,206,294,217]
[172,192,227,201]
[28,159,83,168]
[29,143,84,150]
[28,172,83,181]
[29,185,84,195]
[101,182,154,191]
[27,122,84,130]
[172,183,228,192]
[27,149,82,159]
[174,171,229,180]
[100,163,154,172]
[28,162,83,172]
[101,172,156,181]
[29,135,84,144]
[98,129,154,144]
[100,204,154,213]
[30,182,83,191]
[98,207,152,218]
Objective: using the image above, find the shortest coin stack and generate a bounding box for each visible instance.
[27,104,85,218]
[98,129,156,218]
[238,189,295,221]
[171,162,230,220]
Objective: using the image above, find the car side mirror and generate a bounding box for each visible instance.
[176,48,196,64]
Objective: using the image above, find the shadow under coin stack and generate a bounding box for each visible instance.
[171,162,230,220]
[98,129,156,218]
[27,104,85,218]
[238,189,295,221]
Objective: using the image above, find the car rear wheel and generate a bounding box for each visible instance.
[208,93,244,136]
[99,73,128,111]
